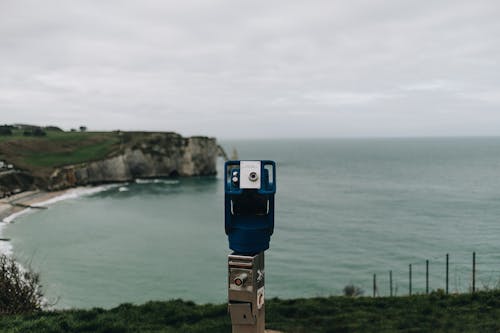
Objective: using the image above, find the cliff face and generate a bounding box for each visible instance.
[48,134,219,190]
[0,170,35,196]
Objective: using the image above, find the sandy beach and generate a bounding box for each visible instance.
[0,189,71,222]
[0,184,120,226]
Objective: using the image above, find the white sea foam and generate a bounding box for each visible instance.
[0,209,35,256]
[3,207,34,224]
[135,178,179,185]
[118,186,129,192]
[36,184,120,207]
[0,223,13,256]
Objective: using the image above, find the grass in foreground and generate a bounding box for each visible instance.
[1,291,500,333]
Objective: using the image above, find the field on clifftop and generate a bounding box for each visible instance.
[0,129,120,178]
[0,129,190,179]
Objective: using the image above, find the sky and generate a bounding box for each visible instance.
[1,1,499,138]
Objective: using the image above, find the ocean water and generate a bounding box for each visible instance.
[3,138,500,309]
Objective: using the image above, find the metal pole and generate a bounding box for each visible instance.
[426,260,429,294]
[409,264,412,296]
[228,253,265,333]
[389,270,393,297]
[446,254,449,295]
[373,274,377,297]
[472,252,476,293]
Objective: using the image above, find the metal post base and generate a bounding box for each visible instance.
[228,252,265,333]
[229,304,265,333]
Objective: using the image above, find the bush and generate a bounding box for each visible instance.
[32,128,46,136]
[0,254,43,315]
[22,127,46,137]
[44,126,63,132]
[343,283,364,297]
[0,126,12,136]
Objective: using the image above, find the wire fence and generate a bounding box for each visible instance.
[367,252,500,297]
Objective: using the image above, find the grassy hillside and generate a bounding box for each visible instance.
[1,292,500,333]
[0,129,120,178]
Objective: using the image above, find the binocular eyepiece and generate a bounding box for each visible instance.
[224,160,276,255]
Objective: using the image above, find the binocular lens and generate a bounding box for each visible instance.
[249,172,258,182]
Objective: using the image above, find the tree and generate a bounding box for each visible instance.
[0,126,12,136]
[44,126,63,132]
[32,128,46,136]
[0,254,44,314]
[22,127,46,137]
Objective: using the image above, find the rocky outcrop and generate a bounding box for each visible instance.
[48,134,220,190]
[0,170,35,196]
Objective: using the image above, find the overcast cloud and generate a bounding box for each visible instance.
[1,0,499,138]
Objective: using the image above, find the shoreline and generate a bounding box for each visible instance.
[0,184,121,256]
[0,184,125,222]
[0,190,71,222]
[0,189,72,256]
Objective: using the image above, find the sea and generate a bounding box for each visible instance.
[2,138,500,309]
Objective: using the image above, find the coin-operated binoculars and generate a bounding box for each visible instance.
[225,160,276,333]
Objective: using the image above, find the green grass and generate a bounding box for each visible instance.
[42,131,111,142]
[0,131,120,171]
[2,292,500,332]
[22,138,119,167]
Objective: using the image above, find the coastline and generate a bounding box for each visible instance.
[0,190,70,222]
[0,184,121,256]
[0,190,71,256]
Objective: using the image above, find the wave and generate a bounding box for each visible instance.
[0,204,45,256]
[36,184,121,207]
[0,223,12,256]
[2,207,36,224]
[135,178,180,185]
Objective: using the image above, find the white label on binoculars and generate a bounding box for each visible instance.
[239,161,261,189]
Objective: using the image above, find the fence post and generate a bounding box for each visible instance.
[472,252,476,293]
[390,270,393,297]
[409,264,412,296]
[373,274,377,297]
[446,253,449,295]
[426,259,429,294]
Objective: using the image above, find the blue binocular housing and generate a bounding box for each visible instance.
[224,160,276,255]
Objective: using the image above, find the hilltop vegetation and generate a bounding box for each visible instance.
[0,124,219,193]
[0,126,120,178]
[1,291,500,332]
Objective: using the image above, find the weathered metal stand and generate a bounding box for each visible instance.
[228,252,265,333]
